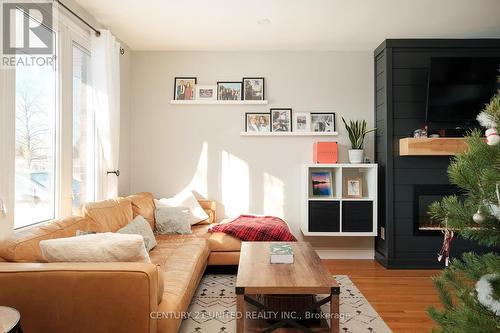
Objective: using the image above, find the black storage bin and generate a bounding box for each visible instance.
[308,201,340,232]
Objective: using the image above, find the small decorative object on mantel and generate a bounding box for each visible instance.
[174,77,197,100]
[271,108,292,132]
[245,113,270,132]
[344,176,362,198]
[311,112,336,133]
[195,85,217,101]
[342,117,376,164]
[217,81,242,100]
[243,77,265,101]
[413,125,428,138]
[270,243,294,264]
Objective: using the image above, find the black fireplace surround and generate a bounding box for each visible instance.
[374,39,500,268]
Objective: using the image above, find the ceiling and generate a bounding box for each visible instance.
[74,0,500,51]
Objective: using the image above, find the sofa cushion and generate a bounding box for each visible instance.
[127,192,156,229]
[191,224,241,252]
[40,233,151,263]
[117,215,157,251]
[82,198,133,232]
[0,216,93,262]
[150,237,209,333]
[155,207,193,235]
[155,191,209,225]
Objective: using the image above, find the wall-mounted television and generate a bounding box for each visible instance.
[426,57,500,129]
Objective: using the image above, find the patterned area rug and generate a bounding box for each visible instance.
[179,274,392,333]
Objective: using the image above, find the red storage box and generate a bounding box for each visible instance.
[313,141,338,164]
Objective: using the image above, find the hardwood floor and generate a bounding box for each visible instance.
[323,259,441,333]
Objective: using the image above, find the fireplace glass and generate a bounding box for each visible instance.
[414,185,462,234]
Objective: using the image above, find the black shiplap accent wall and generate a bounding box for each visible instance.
[374,39,500,268]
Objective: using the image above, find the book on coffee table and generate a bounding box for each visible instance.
[270,243,294,264]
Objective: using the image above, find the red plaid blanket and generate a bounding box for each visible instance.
[208,215,296,242]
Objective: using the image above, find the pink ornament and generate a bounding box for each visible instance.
[486,128,499,146]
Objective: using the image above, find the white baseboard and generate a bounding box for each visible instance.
[314,248,374,259]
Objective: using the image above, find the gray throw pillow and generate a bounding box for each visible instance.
[154,207,193,235]
[117,215,157,251]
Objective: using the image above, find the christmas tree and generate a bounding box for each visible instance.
[427,71,500,332]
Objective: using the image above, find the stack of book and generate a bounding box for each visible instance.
[270,243,294,264]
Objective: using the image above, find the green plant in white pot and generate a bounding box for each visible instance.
[342,117,376,163]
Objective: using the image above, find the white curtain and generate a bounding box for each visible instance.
[91,30,121,200]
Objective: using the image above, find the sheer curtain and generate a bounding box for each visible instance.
[91,30,121,200]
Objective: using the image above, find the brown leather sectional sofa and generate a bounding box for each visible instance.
[0,192,241,333]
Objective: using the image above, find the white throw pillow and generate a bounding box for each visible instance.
[155,191,209,225]
[40,233,151,263]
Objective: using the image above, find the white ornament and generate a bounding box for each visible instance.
[475,274,500,316]
[473,210,485,224]
[477,112,497,128]
[485,128,500,146]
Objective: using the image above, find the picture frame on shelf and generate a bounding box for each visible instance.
[217,81,242,100]
[245,113,271,132]
[195,85,217,100]
[344,176,363,198]
[271,108,292,132]
[310,170,333,197]
[243,77,265,101]
[293,112,310,132]
[174,77,197,100]
[311,112,336,132]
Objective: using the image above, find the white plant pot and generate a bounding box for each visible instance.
[348,149,364,164]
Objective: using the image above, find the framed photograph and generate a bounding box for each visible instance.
[344,176,362,198]
[310,170,333,197]
[311,112,336,132]
[217,82,242,100]
[174,77,197,100]
[195,85,217,100]
[243,77,265,100]
[271,108,292,132]
[293,112,310,132]
[245,113,270,132]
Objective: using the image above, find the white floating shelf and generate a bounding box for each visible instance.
[170,100,268,105]
[240,131,338,137]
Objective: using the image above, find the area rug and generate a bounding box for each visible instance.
[179,274,392,333]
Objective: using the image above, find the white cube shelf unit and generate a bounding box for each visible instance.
[301,163,378,236]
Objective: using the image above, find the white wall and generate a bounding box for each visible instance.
[118,44,132,196]
[129,51,375,257]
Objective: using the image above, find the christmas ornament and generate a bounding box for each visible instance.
[485,128,499,145]
[437,226,454,267]
[475,273,500,316]
[473,210,485,224]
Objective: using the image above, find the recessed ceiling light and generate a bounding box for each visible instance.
[257,18,271,25]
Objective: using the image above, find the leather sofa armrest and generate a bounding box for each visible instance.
[0,262,161,333]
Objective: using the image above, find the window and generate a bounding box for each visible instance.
[72,44,94,211]
[4,7,96,229]
[14,27,57,229]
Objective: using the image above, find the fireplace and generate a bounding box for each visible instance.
[413,185,462,235]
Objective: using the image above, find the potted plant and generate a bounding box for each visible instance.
[342,117,376,163]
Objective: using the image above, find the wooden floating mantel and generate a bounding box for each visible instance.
[399,137,471,156]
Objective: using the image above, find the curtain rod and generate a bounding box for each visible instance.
[55,0,101,37]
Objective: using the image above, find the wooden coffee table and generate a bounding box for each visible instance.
[236,242,340,333]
